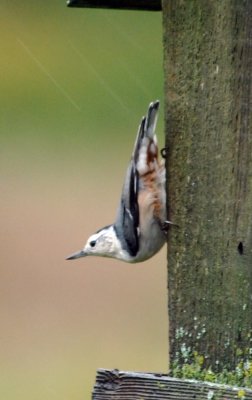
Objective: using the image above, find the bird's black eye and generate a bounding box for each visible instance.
[90,240,96,248]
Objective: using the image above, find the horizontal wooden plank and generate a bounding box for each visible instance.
[92,369,252,399]
[67,0,162,11]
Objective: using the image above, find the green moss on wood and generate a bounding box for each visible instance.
[172,353,252,389]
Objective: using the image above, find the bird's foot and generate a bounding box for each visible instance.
[160,220,179,233]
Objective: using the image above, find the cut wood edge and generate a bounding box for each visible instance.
[93,369,252,399]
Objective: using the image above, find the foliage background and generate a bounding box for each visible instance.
[0,1,167,398]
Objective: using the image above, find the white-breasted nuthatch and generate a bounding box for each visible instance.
[66,100,169,263]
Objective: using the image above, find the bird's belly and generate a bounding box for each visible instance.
[133,222,166,262]
[133,185,166,263]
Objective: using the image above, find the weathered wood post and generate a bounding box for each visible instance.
[67,0,252,397]
[163,0,252,374]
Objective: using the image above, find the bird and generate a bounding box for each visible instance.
[66,100,170,263]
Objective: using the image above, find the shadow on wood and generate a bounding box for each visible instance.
[67,0,162,11]
[92,369,252,399]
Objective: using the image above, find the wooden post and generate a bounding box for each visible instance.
[163,0,252,372]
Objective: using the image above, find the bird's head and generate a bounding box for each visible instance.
[66,225,123,260]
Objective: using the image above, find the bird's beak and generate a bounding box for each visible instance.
[65,250,86,260]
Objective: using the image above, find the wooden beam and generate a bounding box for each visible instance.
[93,369,252,399]
[67,0,162,11]
[163,0,252,372]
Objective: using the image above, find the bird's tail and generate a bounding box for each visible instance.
[133,100,160,175]
[144,100,159,139]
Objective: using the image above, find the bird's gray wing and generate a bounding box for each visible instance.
[114,101,160,257]
[114,117,146,257]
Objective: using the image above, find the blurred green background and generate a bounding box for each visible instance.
[0,1,167,399]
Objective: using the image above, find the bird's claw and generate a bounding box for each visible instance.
[160,147,168,159]
[160,220,179,233]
